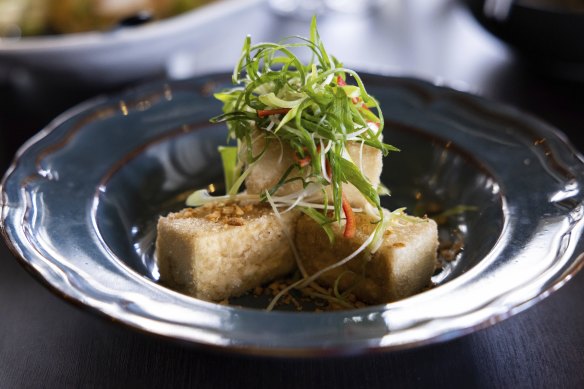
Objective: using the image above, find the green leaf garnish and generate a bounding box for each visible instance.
[206,16,401,245]
[218,146,238,192]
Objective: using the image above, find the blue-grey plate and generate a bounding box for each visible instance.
[2,73,584,356]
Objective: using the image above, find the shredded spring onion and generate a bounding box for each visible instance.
[191,17,406,309]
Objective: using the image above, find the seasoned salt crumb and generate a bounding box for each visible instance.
[175,202,274,226]
[282,294,303,310]
[221,206,235,215]
[269,280,288,293]
[253,286,264,295]
[234,204,245,216]
[205,211,221,222]
[438,229,465,262]
[226,217,245,226]
[267,284,279,295]
[290,296,302,311]
[440,240,464,262]
[243,271,376,312]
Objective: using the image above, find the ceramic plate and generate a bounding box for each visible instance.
[0,0,262,87]
[2,73,584,356]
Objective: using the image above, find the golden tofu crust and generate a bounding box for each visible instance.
[295,213,438,304]
[156,202,300,301]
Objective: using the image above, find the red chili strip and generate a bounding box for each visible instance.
[257,108,291,118]
[294,154,311,168]
[342,194,356,238]
[336,75,347,86]
[327,157,355,238]
[325,158,332,178]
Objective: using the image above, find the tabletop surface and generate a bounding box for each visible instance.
[1,1,583,388]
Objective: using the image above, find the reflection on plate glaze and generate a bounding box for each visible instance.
[2,74,584,356]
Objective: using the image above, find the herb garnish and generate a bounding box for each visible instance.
[186,17,402,309]
[191,17,397,238]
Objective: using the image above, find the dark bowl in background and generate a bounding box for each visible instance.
[465,0,584,79]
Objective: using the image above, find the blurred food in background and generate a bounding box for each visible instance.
[0,0,215,38]
[0,0,259,115]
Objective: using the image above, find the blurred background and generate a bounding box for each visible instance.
[1,0,583,387]
[1,0,583,170]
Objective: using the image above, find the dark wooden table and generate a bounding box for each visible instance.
[1,1,583,387]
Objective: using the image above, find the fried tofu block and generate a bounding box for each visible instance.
[243,133,382,209]
[243,133,303,195]
[295,212,438,304]
[156,202,300,302]
[338,142,383,208]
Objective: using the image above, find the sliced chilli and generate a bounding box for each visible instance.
[342,194,356,238]
[257,108,291,118]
